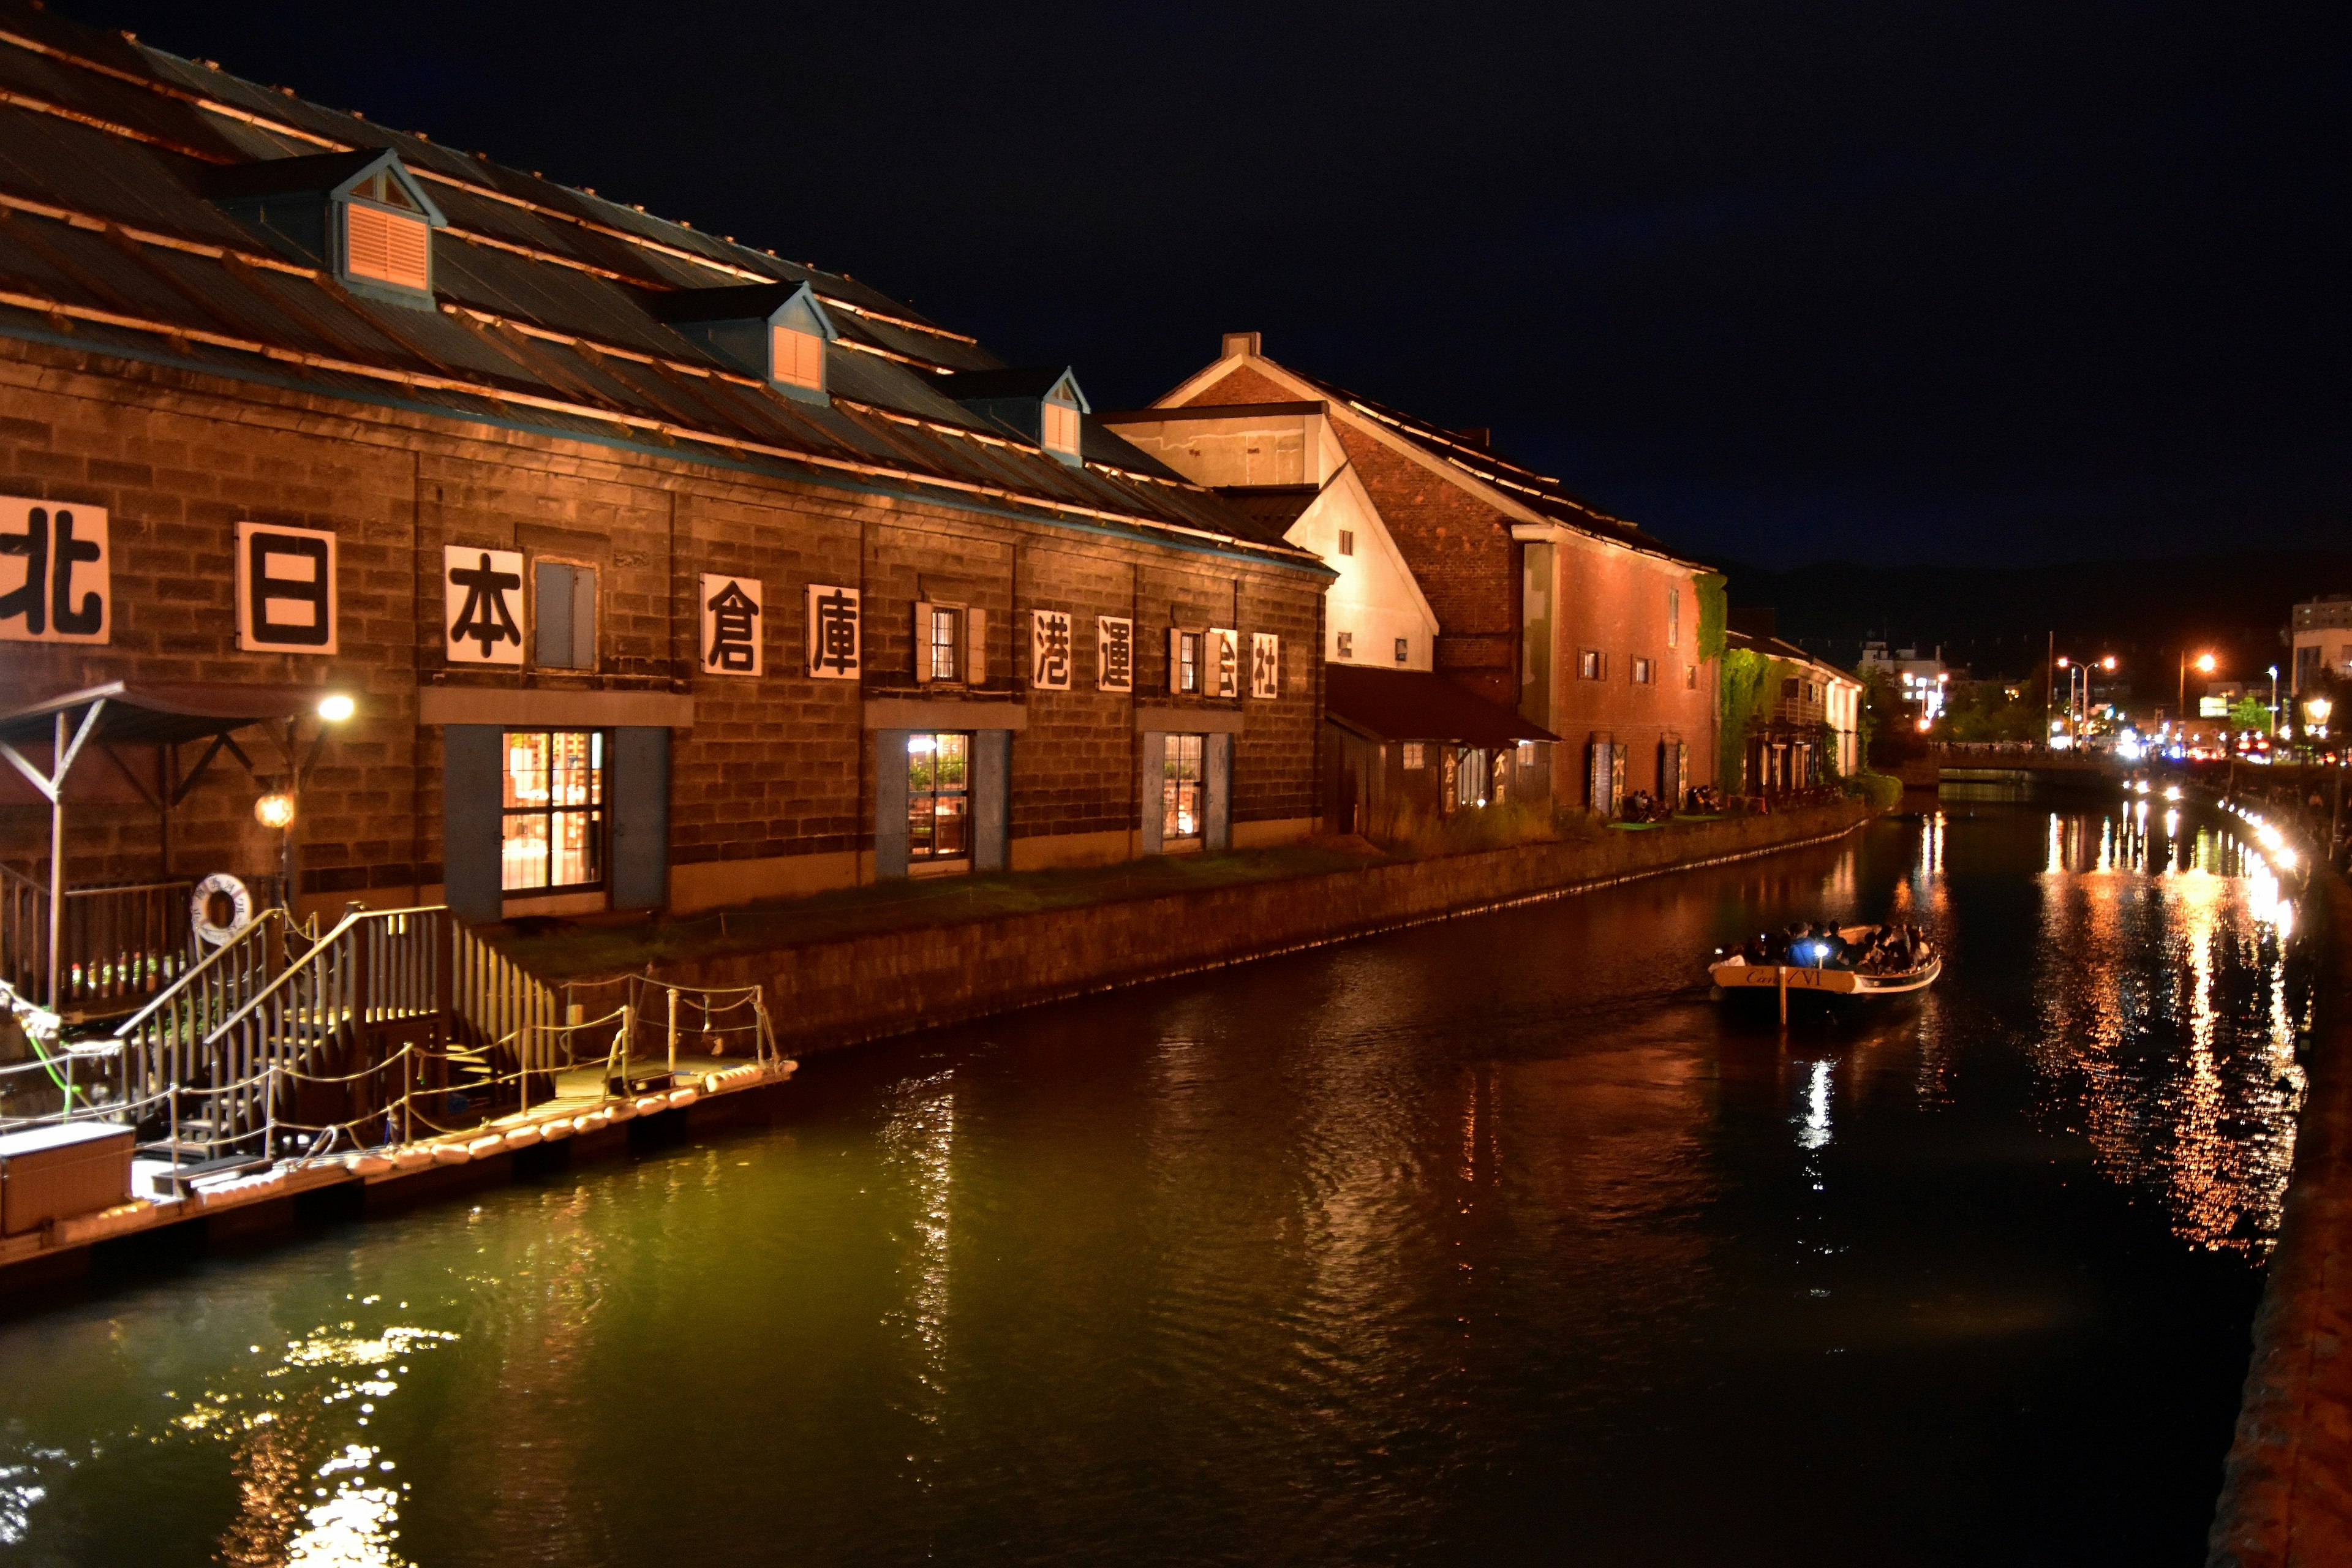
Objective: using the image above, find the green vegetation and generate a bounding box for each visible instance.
[1842,771,1902,810]
[2228,693,2272,734]
[1694,572,1728,661]
[1717,645,1781,786]
[1931,672,2047,744]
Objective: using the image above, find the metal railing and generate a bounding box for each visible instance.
[0,864,199,1013]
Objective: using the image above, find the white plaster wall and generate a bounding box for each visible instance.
[1281,467,1437,671]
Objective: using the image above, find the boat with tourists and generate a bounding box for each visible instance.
[1709,921,1942,1008]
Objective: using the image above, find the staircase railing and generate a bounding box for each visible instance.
[113,905,317,1122]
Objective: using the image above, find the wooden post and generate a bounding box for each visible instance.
[666,986,678,1079]
[1777,963,1789,1025]
[47,711,64,1011]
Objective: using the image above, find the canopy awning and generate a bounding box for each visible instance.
[0,682,335,750]
[1325,666,1559,748]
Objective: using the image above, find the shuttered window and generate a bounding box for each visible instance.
[345,203,431,292]
[1042,400,1081,455]
[772,325,824,390]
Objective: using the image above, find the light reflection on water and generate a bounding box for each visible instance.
[0,802,2312,1567]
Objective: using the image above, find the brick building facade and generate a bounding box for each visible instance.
[1142,335,1719,815]
[0,8,1326,938]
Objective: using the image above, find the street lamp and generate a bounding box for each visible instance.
[2269,666,2280,737]
[2179,650,2215,741]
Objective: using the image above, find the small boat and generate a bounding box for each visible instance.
[1709,923,1942,1010]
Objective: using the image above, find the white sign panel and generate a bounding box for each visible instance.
[1250,632,1280,699]
[443,545,526,666]
[235,521,337,654]
[805,582,861,680]
[1207,627,1240,698]
[1097,616,1134,693]
[699,572,764,677]
[1030,609,1072,690]
[0,496,109,644]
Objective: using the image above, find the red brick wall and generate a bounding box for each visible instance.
[0,337,1325,909]
[1548,544,1719,797]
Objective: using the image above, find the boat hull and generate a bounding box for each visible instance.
[1709,956,1941,998]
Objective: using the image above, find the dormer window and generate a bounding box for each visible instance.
[206,149,447,309]
[650,280,835,404]
[940,366,1091,468]
[772,323,824,391]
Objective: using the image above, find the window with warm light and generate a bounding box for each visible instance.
[929,606,960,682]
[1163,734,1204,844]
[1632,657,1653,685]
[502,731,603,892]
[1578,649,1605,680]
[907,732,971,862]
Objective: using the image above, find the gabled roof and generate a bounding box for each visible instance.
[1156,344,1708,569]
[1216,485,1321,530]
[204,145,446,224]
[0,3,1317,572]
[941,366,1089,408]
[647,279,828,329]
[1325,666,1558,747]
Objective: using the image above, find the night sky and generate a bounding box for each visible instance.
[78,1,2352,568]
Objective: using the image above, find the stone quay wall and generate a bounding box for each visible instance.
[654,800,1878,1055]
[2209,867,2352,1567]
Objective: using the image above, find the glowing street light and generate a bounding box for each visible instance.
[317,693,356,723]
[254,791,296,829]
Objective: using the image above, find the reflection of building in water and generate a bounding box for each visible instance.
[2028,812,2306,1252]
[882,1071,959,1412]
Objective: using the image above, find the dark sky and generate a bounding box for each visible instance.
[80,0,2352,568]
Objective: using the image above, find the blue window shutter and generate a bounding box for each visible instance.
[572,567,597,669]
[442,725,502,922]
[1205,733,1232,851]
[611,727,669,911]
[874,731,910,879]
[973,730,1010,872]
[1139,731,1164,855]
[535,562,572,667]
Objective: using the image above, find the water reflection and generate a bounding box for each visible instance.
[2029,803,2306,1253]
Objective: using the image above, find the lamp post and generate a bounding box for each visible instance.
[2268,666,2280,739]
[2179,650,2215,750]
[2309,695,2339,864]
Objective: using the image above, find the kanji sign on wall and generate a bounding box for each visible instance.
[805,582,861,680]
[236,521,337,654]
[1031,609,1072,690]
[1097,616,1134,693]
[1250,632,1280,699]
[0,496,109,645]
[699,573,764,677]
[443,545,525,666]
[1207,627,1240,698]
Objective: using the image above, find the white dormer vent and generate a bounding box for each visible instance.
[207,149,447,308]
[1042,398,1080,456]
[772,320,824,391]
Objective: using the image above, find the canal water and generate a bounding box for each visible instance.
[0,801,2314,1567]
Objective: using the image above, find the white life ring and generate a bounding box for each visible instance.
[190,873,254,946]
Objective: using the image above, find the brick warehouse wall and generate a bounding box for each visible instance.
[0,337,1326,914]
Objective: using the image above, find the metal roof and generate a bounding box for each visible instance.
[0,2,1324,573]
[1324,666,1559,748]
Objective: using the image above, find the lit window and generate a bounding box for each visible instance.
[534,561,597,669]
[502,731,603,892]
[907,732,971,862]
[772,325,824,390]
[1579,650,1604,680]
[1401,741,1425,771]
[1042,400,1082,456]
[1394,637,1409,664]
[1163,734,1204,843]
[1178,631,1200,693]
[345,200,431,293]
[1632,657,1653,685]
[1336,630,1353,659]
[1337,530,1355,557]
[929,606,960,682]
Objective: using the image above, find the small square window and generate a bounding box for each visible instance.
[1579,649,1604,680]
[1632,657,1653,685]
[1337,529,1355,557]
[1336,630,1354,659]
[1401,741,1426,771]
[1394,636,1409,664]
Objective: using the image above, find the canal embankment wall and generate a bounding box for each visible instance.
[654,801,1879,1055]
[2210,866,2352,1568]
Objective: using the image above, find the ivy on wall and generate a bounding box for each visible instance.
[1695,573,1728,662]
[1717,646,1781,788]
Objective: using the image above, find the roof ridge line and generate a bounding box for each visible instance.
[0,24,978,347]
